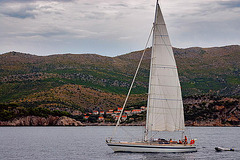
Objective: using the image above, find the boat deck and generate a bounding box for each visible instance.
[113,141,194,147]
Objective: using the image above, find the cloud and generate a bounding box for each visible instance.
[0,2,64,19]
[0,0,74,3]
[0,0,75,19]
[18,29,69,38]
[13,28,97,39]
[218,1,240,8]
[0,0,239,56]
[161,0,240,48]
[109,3,128,7]
[0,4,37,19]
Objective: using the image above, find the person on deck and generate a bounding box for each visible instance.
[184,136,188,144]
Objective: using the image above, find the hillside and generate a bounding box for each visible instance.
[184,95,240,126]
[117,45,240,96]
[15,84,147,112]
[0,45,240,109]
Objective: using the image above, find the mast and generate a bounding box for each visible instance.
[145,0,159,142]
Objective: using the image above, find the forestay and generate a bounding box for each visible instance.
[146,3,185,132]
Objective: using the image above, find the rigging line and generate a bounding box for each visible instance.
[111,26,154,139]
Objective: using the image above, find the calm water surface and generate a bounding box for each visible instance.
[0,126,239,160]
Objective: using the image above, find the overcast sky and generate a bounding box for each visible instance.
[0,0,239,56]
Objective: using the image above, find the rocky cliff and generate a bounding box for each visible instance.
[0,116,83,126]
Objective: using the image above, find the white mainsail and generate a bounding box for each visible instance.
[146,2,185,132]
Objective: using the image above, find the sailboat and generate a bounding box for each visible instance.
[106,0,197,153]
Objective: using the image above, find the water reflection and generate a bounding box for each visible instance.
[142,153,188,160]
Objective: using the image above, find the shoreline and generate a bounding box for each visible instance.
[1,116,239,127]
[0,124,239,127]
[82,123,240,127]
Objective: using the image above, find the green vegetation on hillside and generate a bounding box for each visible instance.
[0,45,239,111]
[0,103,70,121]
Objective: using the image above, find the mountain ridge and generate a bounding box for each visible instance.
[0,45,239,107]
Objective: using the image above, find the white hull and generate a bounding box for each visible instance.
[107,142,197,153]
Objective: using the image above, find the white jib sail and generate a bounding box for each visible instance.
[146,3,185,132]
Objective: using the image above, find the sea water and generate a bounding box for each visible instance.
[0,126,239,160]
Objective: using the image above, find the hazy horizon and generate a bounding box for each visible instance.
[2,44,240,57]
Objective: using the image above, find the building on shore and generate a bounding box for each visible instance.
[132,109,142,114]
[129,118,134,121]
[115,115,127,121]
[118,107,123,111]
[122,115,127,121]
[93,111,99,115]
[106,111,113,115]
[114,111,120,114]
[84,116,89,120]
[124,110,131,115]
[98,116,104,121]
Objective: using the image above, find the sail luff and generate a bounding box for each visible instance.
[145,1,159,141]
[146,2,185,133]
